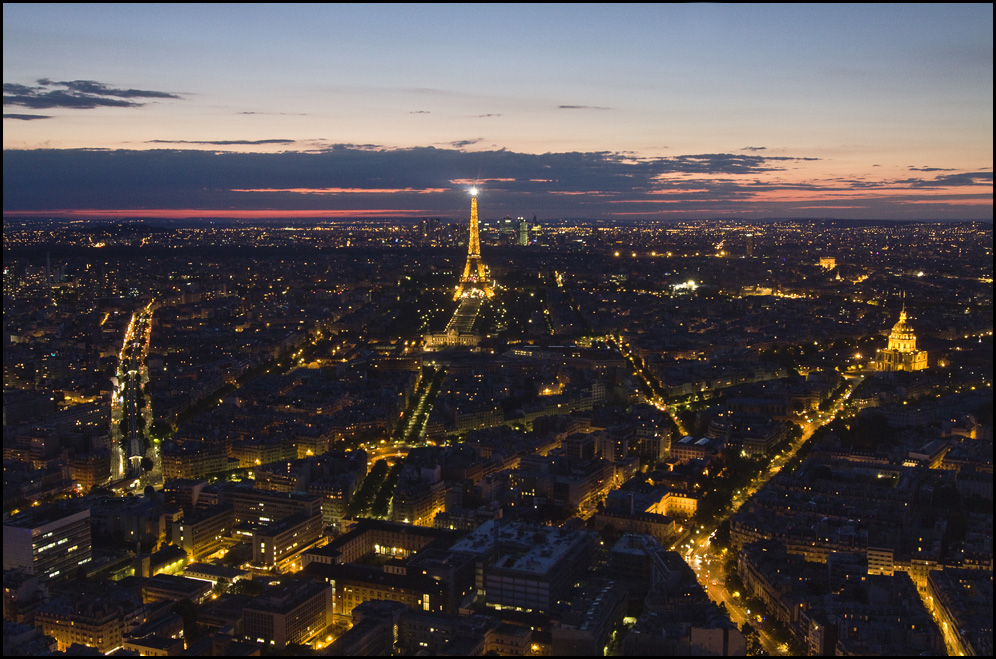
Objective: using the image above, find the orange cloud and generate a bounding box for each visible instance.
[4,208,431,219]
[646,188,712,195]
[448,178,516,185]
[606,198,691,204]
[747,185,993,204]
[609,208,732,216]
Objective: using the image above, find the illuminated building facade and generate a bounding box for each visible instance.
[2,506,92,582]
[251,512,324,570]
[173,503,233,561]
[454,189,494,299]
[306,562,449,619]
[874,307,928,372]
[243,580,334,649]
[35,598,126,653]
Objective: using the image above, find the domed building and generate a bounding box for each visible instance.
[873,306,927,371]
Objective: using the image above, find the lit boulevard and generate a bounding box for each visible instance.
[681,379,863,656]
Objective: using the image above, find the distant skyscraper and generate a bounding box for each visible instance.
[454,189,494,299]
[746,233,755,258]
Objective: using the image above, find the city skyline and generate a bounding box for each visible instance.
[3,6,992,653]
[3,3,993,221]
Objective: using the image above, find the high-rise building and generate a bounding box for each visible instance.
[3,505,92,581]
[454,189,494,299]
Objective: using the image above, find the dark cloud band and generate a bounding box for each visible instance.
[3,79,180,110]
[558,104,613,110]
[1,145,988,220]
[3,113,52,120]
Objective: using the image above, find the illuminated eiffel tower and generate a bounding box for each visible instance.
[454,188,494,299]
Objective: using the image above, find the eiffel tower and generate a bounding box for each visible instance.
[454,188,494,299]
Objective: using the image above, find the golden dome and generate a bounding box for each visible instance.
[887,307,918,352]
[890,309,914,336]
[876,303,927,372]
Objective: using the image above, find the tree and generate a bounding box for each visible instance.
[172,598,200,639]
[712,519,732,550]
[229,579,266,597]
[741,622,767,656]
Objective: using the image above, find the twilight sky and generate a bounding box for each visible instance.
[3,3,992,221]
